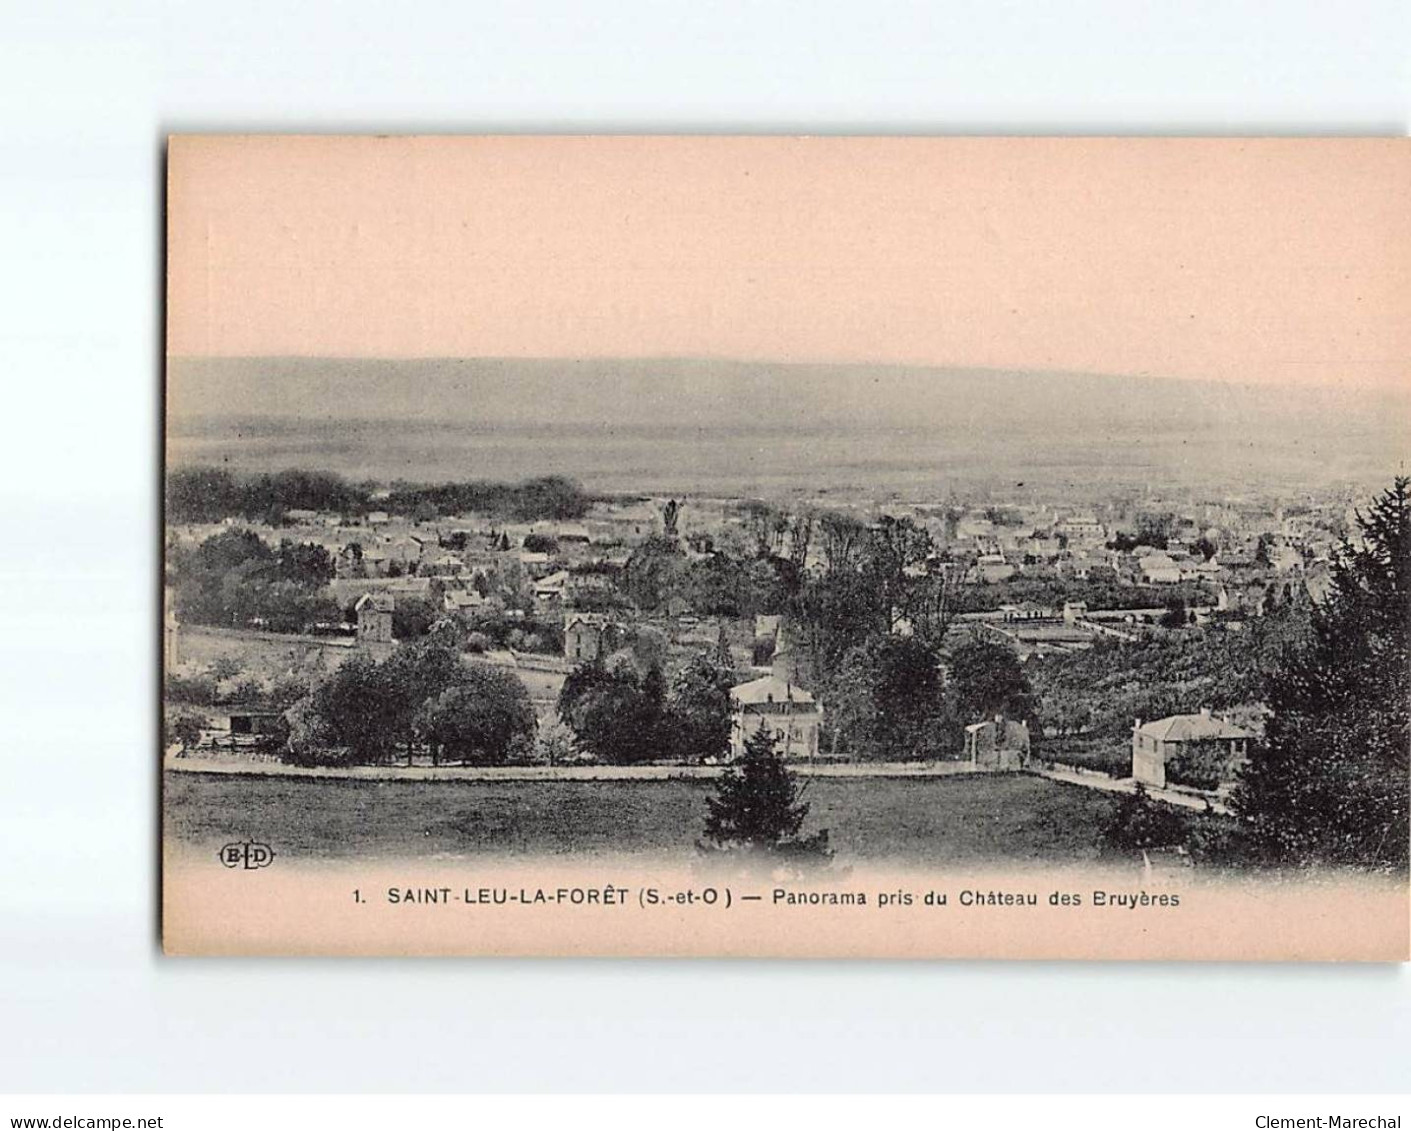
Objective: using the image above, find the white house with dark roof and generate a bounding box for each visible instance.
[728,629,823,759]
[1131,709,1253,789]
[729,677,822,760]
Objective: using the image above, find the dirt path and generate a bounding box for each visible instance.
[164,752,1228,814]
[163,753,988,783]
[1032,765,1230,815]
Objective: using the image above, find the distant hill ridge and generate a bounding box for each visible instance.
[169,355,1408,437]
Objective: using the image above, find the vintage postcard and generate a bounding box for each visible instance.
[163,136,1409,959]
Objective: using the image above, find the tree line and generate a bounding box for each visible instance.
[167,528,341,633]
[1029,603,1310,746]
[166,466,595,524]
[284,628,536,767]
[556,651,736,765]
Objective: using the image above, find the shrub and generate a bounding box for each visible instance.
[164,710,207,753]
[1165,739,1231,791]
[282,743,356,769]
[531,719,577,766]
[281,696,354,767]
[165,672,218,706]
[1182,809,1248,868]
[1042,737,1129,778]
[1102,784,1188,852]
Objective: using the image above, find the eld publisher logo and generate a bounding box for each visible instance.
[219,842,275,870]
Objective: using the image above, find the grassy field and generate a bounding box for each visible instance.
[164,771,1117,864]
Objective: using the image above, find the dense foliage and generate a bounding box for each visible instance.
[1164,739,1235,791]
[167,468,363,525]
[416,667,539,766]
[556,660,669,765]
[1029,606,1310,741]
[457,609,565,655]
[663,654,737,764]
[791,514,951,690]
[163,710,206,753]
[556,652,736,764]
[285,633,536,766]
[167,466,594,524]
[828,635,950,759]
[948,576,1210,614]
[168,528,340,633]
[948,638,1037,727]
[1233,479,1410,871]
[1101,784,1189,852]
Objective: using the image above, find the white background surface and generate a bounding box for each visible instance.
[1,0,1408,1094]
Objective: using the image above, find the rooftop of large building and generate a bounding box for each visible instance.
[1135,710,1251,742]
[730,675,818,708]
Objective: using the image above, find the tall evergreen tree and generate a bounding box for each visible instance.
[700,723,831,861]
[1233,478,1410,870]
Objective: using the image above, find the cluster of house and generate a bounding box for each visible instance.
[173,495,735,628]
[562,610,825,761]
[171,486,1354,649]
[169,484,1365,766]
[955,510,1110,584]
[870,494,1351,613]
[951,521,1325,602]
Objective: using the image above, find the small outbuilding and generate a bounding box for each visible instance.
[355,591,395,644]
[964,716,1031,770]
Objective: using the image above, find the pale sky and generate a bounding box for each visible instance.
[167,136,1410,393]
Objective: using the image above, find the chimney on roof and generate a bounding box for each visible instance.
[1134,717,1142,731]
[1200,707,1211,719]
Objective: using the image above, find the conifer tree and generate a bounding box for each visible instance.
[701,723,831,861]
[1233,477,1410,870]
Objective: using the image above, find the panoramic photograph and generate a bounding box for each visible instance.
[161,136,1409,957]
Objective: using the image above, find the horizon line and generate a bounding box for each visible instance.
[167,354,1411,402]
